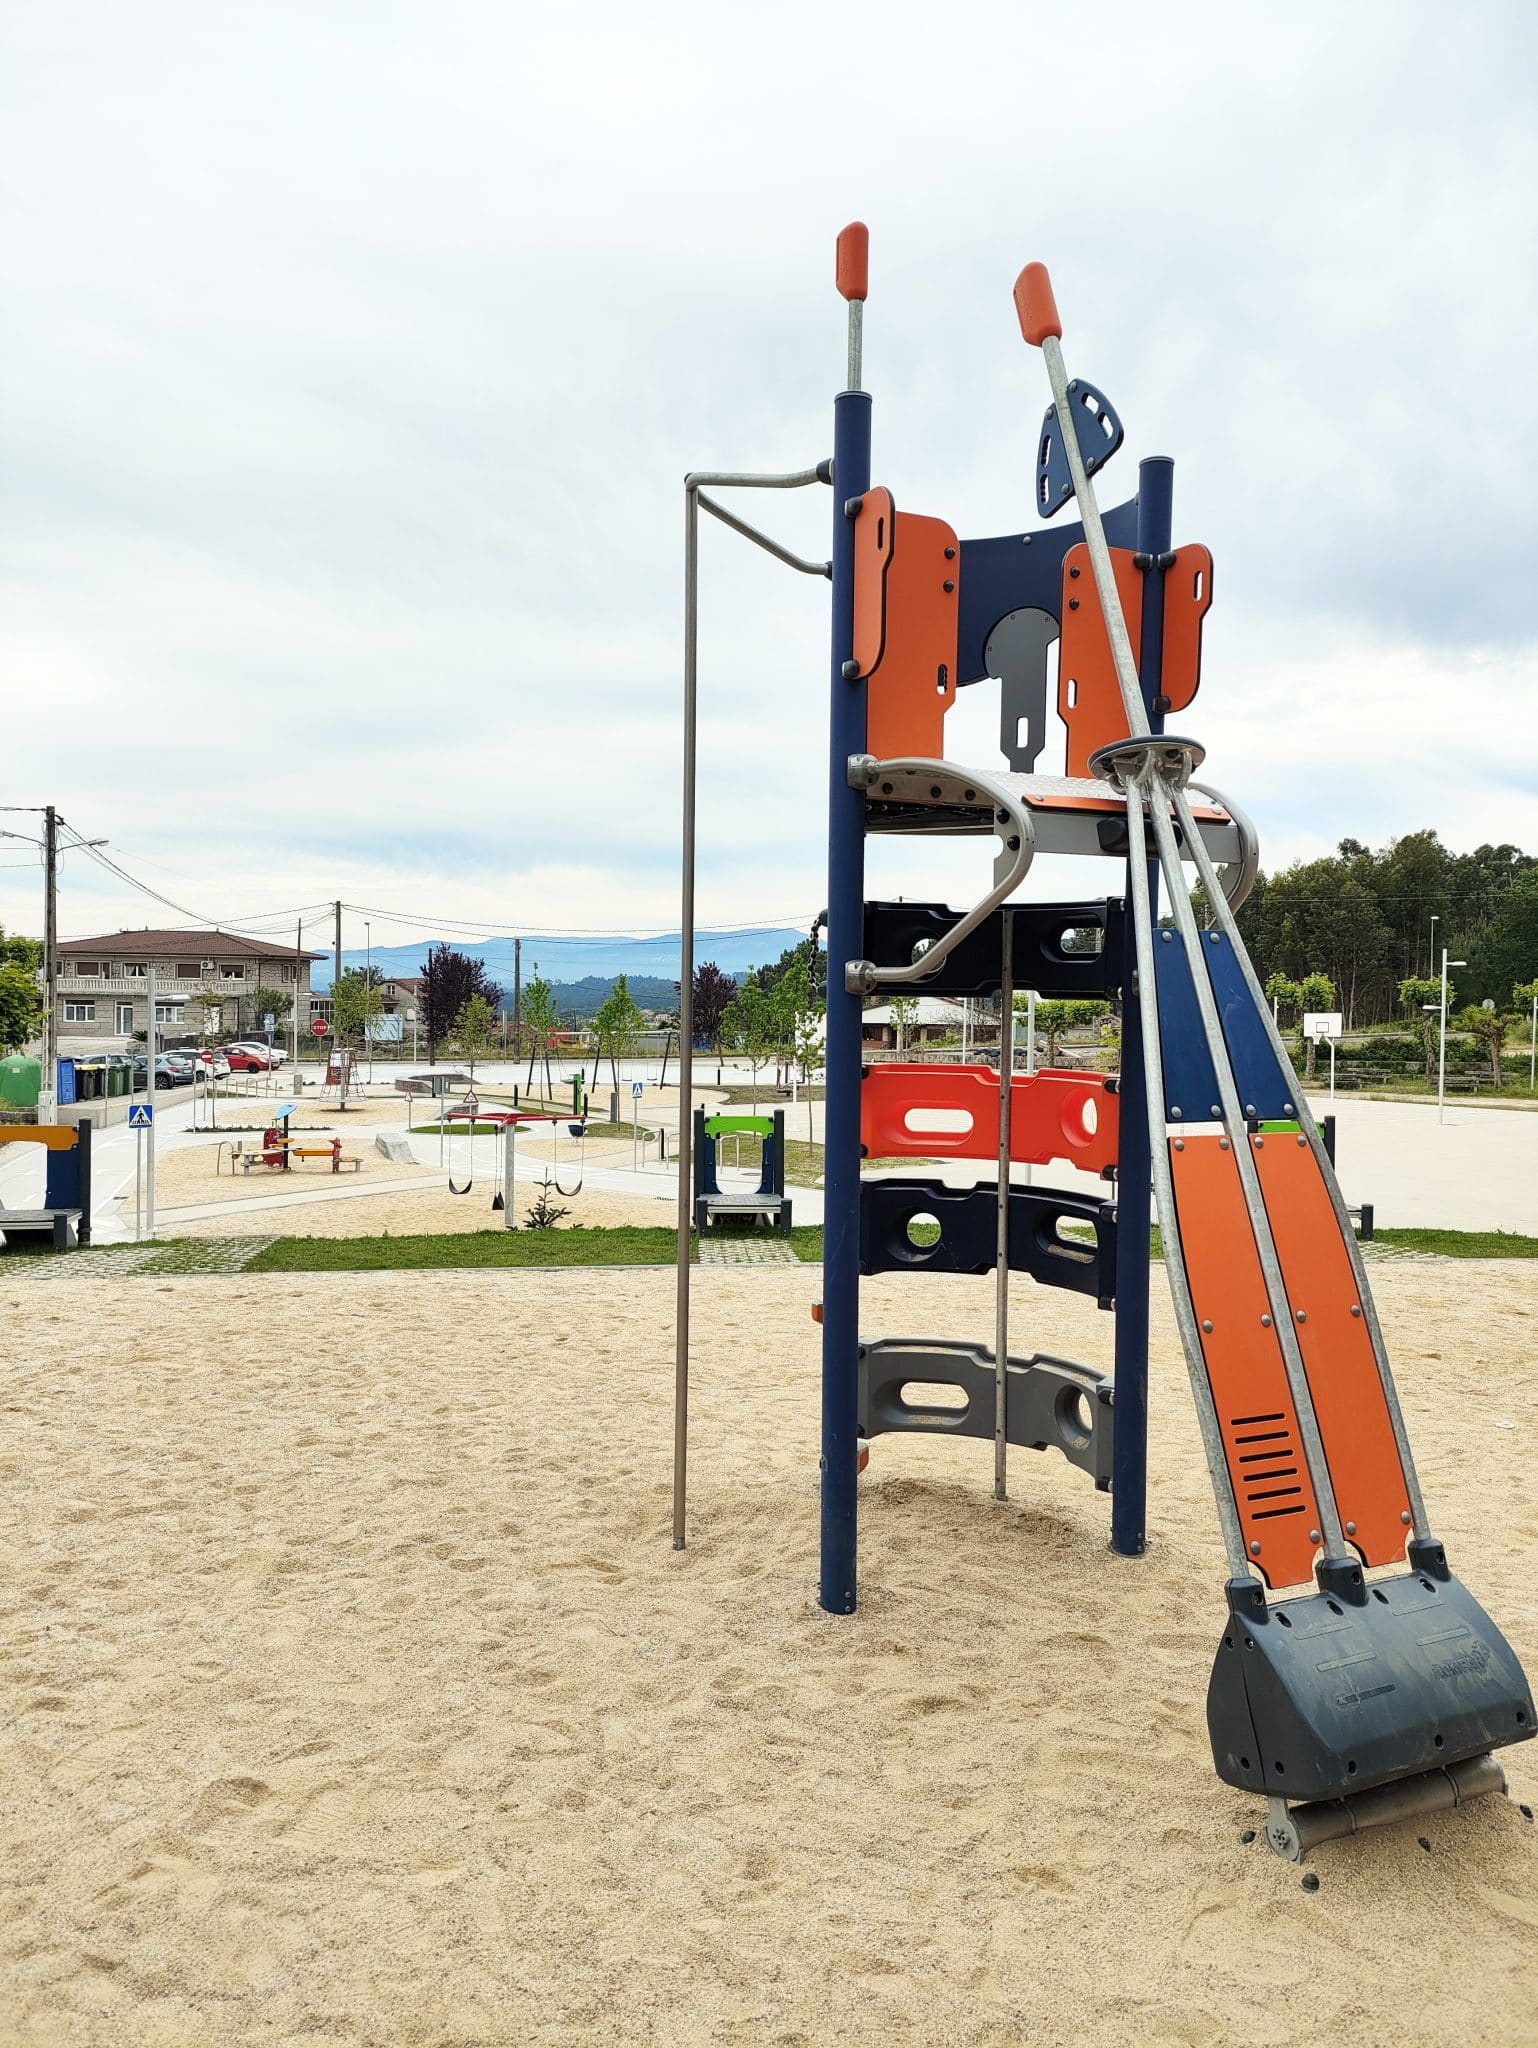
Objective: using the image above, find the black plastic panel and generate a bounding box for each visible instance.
[862,898,1123,999]
[859,1174,1116,1303]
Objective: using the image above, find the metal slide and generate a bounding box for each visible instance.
[1016,264,1535,1858]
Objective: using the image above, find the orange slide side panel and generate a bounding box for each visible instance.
[851,487,960,760]
[861,1063,1119,1175]
[1057,543,1212,773]
[1252,1135,1411,1568]
[1171,1136,1322,1591]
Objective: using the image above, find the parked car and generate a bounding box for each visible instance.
[231,1041,286,1068]
[168,1047,230,1077]
[132,1055,189,1089]
[221,1045,273,1073]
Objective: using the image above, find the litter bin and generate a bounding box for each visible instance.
[0,1054,41,1109]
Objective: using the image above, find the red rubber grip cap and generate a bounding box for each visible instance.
[836,222,869,302]
[1014,262,1061,346]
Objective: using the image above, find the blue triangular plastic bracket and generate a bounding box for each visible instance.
[1036,380,1124,519]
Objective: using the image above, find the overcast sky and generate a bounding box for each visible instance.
[3,1,1535,959]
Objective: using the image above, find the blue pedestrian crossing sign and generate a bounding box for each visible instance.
[128,1103,154,1128]
[631,1080,644,1097]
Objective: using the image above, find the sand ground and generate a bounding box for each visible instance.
[3,1260,1536,2046]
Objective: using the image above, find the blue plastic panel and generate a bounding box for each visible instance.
[1036,381,1125,519]
[1200,929,1295,1120]
[1152,926,1220,1123]
[955,496,1138,685]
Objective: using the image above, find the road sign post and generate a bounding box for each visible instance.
[631,1078,644,1169]
[128,1101,155,1241]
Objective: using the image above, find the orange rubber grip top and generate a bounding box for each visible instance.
[837,222,869,302]
[1014,262,1061,346]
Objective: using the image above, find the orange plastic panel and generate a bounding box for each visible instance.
[1171,1135,1321,1590]
[1252,1134,1411,1568]
[861,1063,1119,1176]
[851,489,960,760]
[1057,542,1212,772]
[0,1125,78,1151]
[1159,544,1212,717]
[1058,544,1144,775]
[1013,262,1061,345]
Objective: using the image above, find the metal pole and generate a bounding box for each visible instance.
[820,378,872,1615]
[513,937,522,1075]
[42,804,57,1113]
[135,1126,143,1241]
[673,483,700,1551]
[994,915,1015,1500]
[1108,454,1170,1559]
[146,964,157,1237]
[1438,947,1449,1125]
[1529,991,1536,1092]
[504,1118,515,1231]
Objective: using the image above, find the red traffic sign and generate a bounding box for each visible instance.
[312,1017,330,1037]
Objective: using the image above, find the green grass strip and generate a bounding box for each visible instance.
[1371,1227,1538,1259]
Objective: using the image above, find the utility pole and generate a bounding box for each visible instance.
[513,937,522,1071]
[294,918,303,1065]
[41,805,58,1112]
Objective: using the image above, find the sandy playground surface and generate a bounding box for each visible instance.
[3,1260,1536,2046]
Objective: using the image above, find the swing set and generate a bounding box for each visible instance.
[437,1095,589,1214]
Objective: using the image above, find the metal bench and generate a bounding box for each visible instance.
[0,1207,83,1252]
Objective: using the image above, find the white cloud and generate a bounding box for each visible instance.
[2,1,1535,953]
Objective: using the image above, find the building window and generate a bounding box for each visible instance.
[220,965,245,982]
[154,1004,177,1025]
[122,962,146,978]
[71,960,99,978]
[177,962,199,979]
[117,1003,135,1033]
[64,1000,96,1022]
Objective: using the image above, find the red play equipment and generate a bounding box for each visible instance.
[860,1063,1119,1177]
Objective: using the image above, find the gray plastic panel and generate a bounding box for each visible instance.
[859,1336,1112,1488]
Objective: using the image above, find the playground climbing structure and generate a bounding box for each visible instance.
[672,228,1533,1858]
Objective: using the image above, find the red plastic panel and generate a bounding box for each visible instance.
[1057,542,1211,773]
[851,489,960,761]
[861,1063,1118,1176]
[1171,1134,1321,1591]
[1252,1134,1411,1568]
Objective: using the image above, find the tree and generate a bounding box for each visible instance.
[1019,996,1110,1067]
[691,961,737,1049]
[250,984,293,1039]
[0,927,43,974]
[1398,976,1444,1084]
[420,944,503,1064]
[1297,972,1337,1081]
[1265,973,1302,1026]
[721,979,781,1105]
[0,963,41,1053]
[889,995,918,1052]
[521,967,559,1099]
[591,973,644,1092]
[332,967,385,1047]
[1454,1004,1512,1088]
[775,954,824,1141]
[454,994,498,1082]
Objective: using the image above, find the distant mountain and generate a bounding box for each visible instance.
[314,926,805,998]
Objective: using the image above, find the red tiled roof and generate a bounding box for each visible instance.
[58,928,324,962]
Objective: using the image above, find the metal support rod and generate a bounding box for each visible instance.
[1168,777,1433,1537]
[1040,334,1148,741]
[819,389,872,1614]
[696,493,830,578]
[1110,456,1171,1558]
[994,912,1014,1500]
[1142,773,1349,1564]
[1121,789,1249,1572]
[672,458,834,1555]
[847,300,863,392]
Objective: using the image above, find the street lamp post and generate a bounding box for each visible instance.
[1428,914,1438,981]
[365,921,373,1083]
[1438,947,1466,1125]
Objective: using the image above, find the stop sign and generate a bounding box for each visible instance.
[313,1017,330,1037]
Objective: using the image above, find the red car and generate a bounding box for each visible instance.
[220,1045,273,1072]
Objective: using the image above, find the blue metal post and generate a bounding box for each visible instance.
[1109,455,1172,1557]
[820,387,872,1613]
